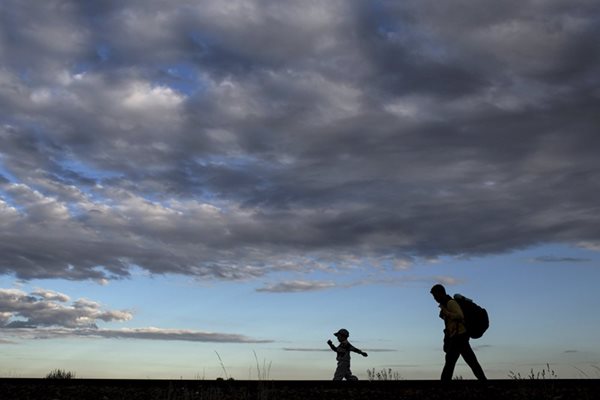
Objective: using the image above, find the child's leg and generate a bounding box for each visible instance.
[346,372,358,381]
[333,362,346,380]
[333,361,351,381]
[345,364,358,380]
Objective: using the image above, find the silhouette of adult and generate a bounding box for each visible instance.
[430,284,487,381]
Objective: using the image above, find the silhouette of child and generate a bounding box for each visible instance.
[327,328,368,380]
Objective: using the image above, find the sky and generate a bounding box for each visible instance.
[0,0,599,380]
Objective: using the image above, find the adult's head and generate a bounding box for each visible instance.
[430,284,447,304]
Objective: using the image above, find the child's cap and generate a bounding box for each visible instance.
[334,328,349,337]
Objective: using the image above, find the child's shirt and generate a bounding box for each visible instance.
[328,340,363,362]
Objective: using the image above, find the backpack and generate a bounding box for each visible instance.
[453,294,489,339]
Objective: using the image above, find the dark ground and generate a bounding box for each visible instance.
[1,379,599,400]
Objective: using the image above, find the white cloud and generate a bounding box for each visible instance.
[31,289,70,303]
[0,288,270,343]
[256,275,463,293]
[256,280,337,293]
[431,276,463,287]
[122,82,184,110]
[577,242,600,252]
[0,288,132,329]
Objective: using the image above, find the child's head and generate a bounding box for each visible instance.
[334,328,349,342]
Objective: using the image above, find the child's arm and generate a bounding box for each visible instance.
[348,342,368,357]
[327,339,337,352]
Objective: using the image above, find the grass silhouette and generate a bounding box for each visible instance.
[45,369,75,379]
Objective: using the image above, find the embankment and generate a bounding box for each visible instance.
[1,378,599,399]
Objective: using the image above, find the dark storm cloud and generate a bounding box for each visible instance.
[1,0,599,281]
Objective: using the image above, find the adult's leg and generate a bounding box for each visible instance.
[459,337,487,380]
[441,337,461,381]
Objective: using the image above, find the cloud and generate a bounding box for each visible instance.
[4,327,271,343]
[282,348,330,352]
[0,288,132,329]
[430,276,463,287]
[31,289,71,302]
[531,256,591,263]
[84,327,271,343]
[577,242,600,252]
[283,347,397,352]
[0,0,599,283]
[256,275,462,293]
[256,280,337,293]
[0,288,270,343]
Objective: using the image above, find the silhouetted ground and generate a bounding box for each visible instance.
[1,379,599,400]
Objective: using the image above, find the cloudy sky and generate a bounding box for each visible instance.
[1,0,599,379]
